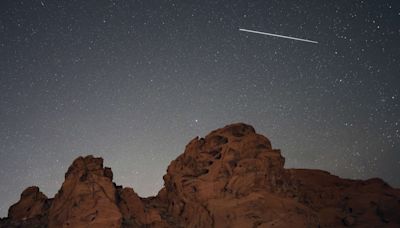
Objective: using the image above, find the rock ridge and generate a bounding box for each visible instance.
[1,123,399,227]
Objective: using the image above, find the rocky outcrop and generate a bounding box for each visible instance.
[285,170,400,227]
[48,155,122,227]
[160,123,400,227]
[1,123,400,228]
[8,186,49,221]
[1,186,51,227]
[161,123,309,227]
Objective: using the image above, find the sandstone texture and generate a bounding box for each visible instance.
[48,156,122,228]
[1,123,399,227]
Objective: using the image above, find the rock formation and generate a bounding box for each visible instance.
[48,156,122,227]
[1,123,399,227]
[3,186,50,227]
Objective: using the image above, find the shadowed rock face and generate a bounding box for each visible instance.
[161,123,295,227]
[8,186,49,221]
[1,123,400,228]
[48,156,122,227]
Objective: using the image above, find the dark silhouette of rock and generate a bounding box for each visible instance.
[1,123,399,227]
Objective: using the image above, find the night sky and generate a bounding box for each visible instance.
[1,0,399,216]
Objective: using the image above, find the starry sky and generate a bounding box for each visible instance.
[0,0,399,216]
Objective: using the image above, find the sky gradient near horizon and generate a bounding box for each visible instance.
[1,0,399,216]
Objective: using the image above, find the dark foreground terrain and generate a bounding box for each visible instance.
[1,123,399,227]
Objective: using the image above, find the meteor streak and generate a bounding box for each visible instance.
[239,28,318,44]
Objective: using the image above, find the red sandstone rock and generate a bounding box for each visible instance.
[48,156,122,228]
[161,123,314,227]
[118,187,167,227]
[1,123,400,228]
[160,123,400,227]
[8,186,49,221]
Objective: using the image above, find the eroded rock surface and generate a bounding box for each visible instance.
[1,123,400,228]
[8,186,49,221]
[48,156,122,227]
[160,123,316,227]
[118,187,167,227]
[160,123,400,227]
[1,186,51,227]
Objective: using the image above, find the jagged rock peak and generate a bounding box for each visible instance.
[64,155,113,181]
[48,155,121,227]
[1,123,400,228]
[161,123,287,227]
[207,123,256,137]
[8,186,49,221]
